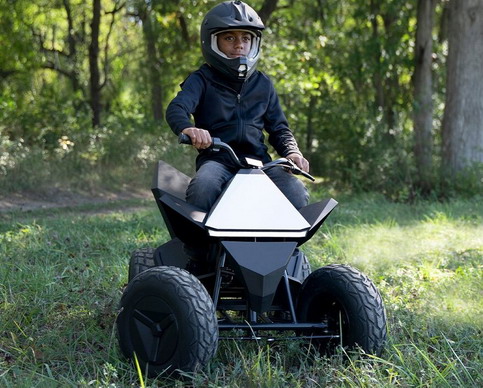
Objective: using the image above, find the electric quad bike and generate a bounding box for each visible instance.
[116,134,387,376]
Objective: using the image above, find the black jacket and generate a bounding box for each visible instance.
[166,64,301,170]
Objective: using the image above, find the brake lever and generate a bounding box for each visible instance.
[285,159,315,181]
[263,158,315,181]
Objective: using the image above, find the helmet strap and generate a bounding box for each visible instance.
[238,58,248,79]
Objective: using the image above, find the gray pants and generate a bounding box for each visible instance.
[186,160,309,211]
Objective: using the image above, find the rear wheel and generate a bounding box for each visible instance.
[128,247,157,282]
[296,264,386,355]
[117,266,218,376]
[298,250,312,282]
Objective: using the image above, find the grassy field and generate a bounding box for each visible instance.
[0,192,481,387]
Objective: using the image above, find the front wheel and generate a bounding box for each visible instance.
[117,266,218,376]
[296,264,386,356]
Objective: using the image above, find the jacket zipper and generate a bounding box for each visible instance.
[236,84,244,145]
[210,78,245,144]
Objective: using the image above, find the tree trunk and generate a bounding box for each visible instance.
[370,0,385,112]
[413,0,436,193]
[144,13,164,121]
[258,0,279,25]
[306,95,316,152]
[369,1,399,141]
[442,0,483,176]
[62,0,81,92]
[89,0,102,127]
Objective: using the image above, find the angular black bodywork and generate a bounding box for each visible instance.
[150,158,338,322]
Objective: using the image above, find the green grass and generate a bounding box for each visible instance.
[0,193,481,387]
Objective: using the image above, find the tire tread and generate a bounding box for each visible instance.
[119,266,218,375]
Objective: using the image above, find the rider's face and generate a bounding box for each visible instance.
[216,30,252,58]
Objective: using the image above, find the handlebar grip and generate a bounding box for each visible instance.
[178,133,192,145]
[177,134,244,167]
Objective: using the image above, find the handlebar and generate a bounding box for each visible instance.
[177,132,195,145]
[178,133,244,168]
[178,133,315,181]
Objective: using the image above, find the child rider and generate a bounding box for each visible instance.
[166,0,310,220]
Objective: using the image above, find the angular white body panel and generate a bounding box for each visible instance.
[205,170,310,237]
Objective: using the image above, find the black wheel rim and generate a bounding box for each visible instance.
[304,294,349,348]
[128,295,179,365]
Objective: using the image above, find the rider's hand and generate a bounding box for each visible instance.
[286,153,310,173]
[181,127,212,150]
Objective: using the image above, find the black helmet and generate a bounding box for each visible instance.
[200,1,265,80]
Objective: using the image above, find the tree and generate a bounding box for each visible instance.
[128,0,164,122]
[88,0,124,127]
[441,0,483,176]
[413,0,437,193]
[144,6,164,121]
[43,0,84,93]
[88,0,102,127]
[258,0,279,24]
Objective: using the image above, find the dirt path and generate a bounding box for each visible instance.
[1,162,191,214]
[0,188,152,213]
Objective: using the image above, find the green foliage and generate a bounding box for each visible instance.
[438,164,483,199]
[257,0,420,195]
[0,0,480,196]
[0,117,196,195]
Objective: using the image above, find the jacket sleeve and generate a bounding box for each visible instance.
[165,72,206,135]
[263,78,302,157]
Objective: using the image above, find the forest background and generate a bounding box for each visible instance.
[1,0,482,200]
